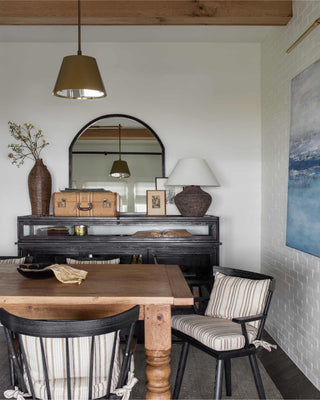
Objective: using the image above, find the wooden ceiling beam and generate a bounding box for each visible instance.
[0,1,292,26]
[79,128,157,140]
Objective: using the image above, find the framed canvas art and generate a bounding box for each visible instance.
[286,58,320,257]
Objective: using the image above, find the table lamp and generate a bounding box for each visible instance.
[166,158,219,217]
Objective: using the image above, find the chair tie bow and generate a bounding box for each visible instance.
[4,387,28,400]
[253,340,277,352]
[114,371,138,400]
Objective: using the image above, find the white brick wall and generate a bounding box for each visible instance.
[262,1,320,389]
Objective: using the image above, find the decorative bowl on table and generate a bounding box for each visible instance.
[17,263,54,279]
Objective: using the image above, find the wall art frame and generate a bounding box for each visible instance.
[155,177,181,215]
[286,58,320,257]
[146,190,166,216]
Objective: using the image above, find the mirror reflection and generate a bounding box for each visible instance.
[70,115,164,212]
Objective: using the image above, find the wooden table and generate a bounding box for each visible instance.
[0,263,193,399]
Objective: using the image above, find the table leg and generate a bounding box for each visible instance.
[145,304,171,399]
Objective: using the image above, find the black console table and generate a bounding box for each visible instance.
[17,214,220,289]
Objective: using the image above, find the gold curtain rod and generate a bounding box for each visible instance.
[286,18,320,54]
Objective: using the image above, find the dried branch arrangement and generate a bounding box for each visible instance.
[8,122,49,167]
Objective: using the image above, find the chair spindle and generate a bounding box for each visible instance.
[65,337,72,400]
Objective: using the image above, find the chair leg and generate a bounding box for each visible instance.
[9,357,15,386]
[214,359,224,400]
[172,342,190,400]
[249,354,266,400]
[7,333,17,386]
[224,358,231,396]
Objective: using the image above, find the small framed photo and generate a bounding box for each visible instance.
[146,190,166,216]
[155,177,182,215]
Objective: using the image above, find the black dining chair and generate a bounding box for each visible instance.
[172,266,275,400]
[1,305,140,400]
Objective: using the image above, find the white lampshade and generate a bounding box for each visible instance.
[166,158,220,187]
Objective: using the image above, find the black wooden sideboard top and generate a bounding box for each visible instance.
[18,213,219,240]
[17,214,219,227]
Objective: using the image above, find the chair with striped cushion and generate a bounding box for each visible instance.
[172,266,275,400]
[0,305,140,400]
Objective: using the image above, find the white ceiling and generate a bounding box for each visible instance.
[0,25,273,43]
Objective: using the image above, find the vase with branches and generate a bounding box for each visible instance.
[8,122,49,166]
[8,122,52,216]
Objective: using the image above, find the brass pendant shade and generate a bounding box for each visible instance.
[52,0,106,100]
[110,124,131,178]
[53,55,106,99]
[110,160,131,178]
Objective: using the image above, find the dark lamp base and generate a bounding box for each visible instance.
[174,186,212,217]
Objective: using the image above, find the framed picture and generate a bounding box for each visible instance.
[286,58,320,257]
[146,190,166,216]
[155,177,181,215]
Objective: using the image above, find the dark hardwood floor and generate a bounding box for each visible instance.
[259,331,320,399]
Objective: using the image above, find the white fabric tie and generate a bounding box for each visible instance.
[114,371,138,400]
[253,340,277,352]
[4,387,28,400]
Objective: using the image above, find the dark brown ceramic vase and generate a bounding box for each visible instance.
[174,185,212,217]
[28,159,52,216]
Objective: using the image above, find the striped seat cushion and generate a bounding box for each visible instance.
[20,332,123,400]
[0,257,25,264]
[66,258,120,265]
[205,272,270,328]
[172,315,257,351]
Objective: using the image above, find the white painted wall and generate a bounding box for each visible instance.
[261,1,320,390]
[0,42,261,270]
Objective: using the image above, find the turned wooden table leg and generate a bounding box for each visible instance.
[145,304,171,399]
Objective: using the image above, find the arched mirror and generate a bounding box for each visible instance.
[69,114,165,213]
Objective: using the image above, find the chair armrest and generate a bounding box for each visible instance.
[232,314,264,349]
[232,314,264,324]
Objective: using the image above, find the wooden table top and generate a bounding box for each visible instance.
[0,264,193,307]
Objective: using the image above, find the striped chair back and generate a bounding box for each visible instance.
[205,266,274,335]
[0,306,139,400]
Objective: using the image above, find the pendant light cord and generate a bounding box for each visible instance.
[77,0,82,55]
[119,124,122,160]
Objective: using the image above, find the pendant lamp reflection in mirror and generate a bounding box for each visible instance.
[110,125,131,178]
[52,0,106,99]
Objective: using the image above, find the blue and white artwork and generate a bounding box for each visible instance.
[286,58,320,257]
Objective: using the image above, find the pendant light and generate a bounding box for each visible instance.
[52,0,106,99]
[110,125,131,178]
